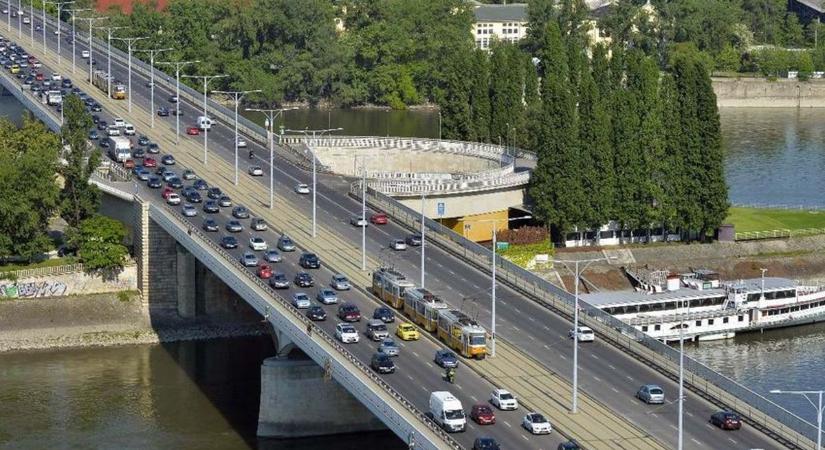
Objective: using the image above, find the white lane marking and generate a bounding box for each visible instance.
[626,375,634,381]
[513,307,521,313]
[558,353,566,360]
[608,364,616,370]
[669,424,677,430]
[590,353,599,360]
[593,376,602,382]
[543,344,550,349]
[455,384,462,390]
[611,387,619,394]
[407,374,414,381]
[543,326,550,331]
[426,362,433,368]
[686,411,693,417]
[412,351,419,357]
[528,317,536,322]
[521,435,529,441]
[727,438,737,444]
[503,421,512,428]
[471,395,478,402]
[512,326,520,331]
[691,438,702,446]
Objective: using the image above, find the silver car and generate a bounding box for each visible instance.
[378,338,399,357]
[637,384,665,404]
[263,249,282,263]
[269,272,289,289]
[390,239,407,251]
[181,203,197,217]
[219,195,232,207]
[277,235,296,252]
[251,217,267,231]
[240,251,258,267]
[291,292,311,309]
[366,319,389,341]
[316,288,338,305]
[331,274,351,290]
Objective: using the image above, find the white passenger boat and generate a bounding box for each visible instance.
[582,270,825,342]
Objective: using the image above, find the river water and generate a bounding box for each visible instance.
[2,92,825,445]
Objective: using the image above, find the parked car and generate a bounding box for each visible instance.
[372,306,395,323]
[299,252,320,269]
[277,235,296,252]
[636,385,665,405]
[291,292,311,309]
[306,305,327,321]
[330,274,351,290]
[269,273,289,289]
[370,352,395,374]
[337,303,361,322]
[568,326,595,342]
[710,411,742,430]
[335,323,359,344]
[378,338,399,357]
[490,389,519,411]
[239,251,258,267]
[522,412,552,435]
[294,272,314,288]
[316,288,338,305]
[470,404,496,425]
[434,349,459,368]
[370,213,388,224]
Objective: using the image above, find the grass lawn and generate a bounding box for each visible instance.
[726,207,825,233]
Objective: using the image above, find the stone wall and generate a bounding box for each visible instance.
[713,77,825,108]
[0,264,137,299]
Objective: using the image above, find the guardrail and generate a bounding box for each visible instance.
[735,227,825,241]
[359,170,530,196]
[354,185,820,449]
[732,202,825,211]
[2,262,84,279]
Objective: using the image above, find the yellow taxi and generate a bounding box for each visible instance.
[396,322,420,341]
[9,64,19,74]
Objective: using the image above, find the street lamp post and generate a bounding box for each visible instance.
[43,0,74,58]
[134,47,172,129]
[553,256,613,413]
[211,89,262,185]
[420,193,426,288]
[76,15,106,85]
[246,107,297,208]
[67,8,90,74]
[16,0,20,39]
[183,73,227,164]
[112,36,147,114]
[96,25,127,98]
[770,389,824,450]
[29,0,33,44]
[158,60,199,142]
[361,164,367,270]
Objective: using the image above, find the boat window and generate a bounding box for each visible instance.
[641,326,648,332]
[695,320,702,326]
[723,317,729,323]
[708,319,715,325]
[738,315,744,321]
[654,324,660,331]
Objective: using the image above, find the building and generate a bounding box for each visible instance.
[470,1,529,50]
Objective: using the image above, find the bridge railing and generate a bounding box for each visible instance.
[360,170,530,196]
[354,185,820,449]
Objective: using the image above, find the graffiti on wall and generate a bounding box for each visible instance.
[0,281,68,298]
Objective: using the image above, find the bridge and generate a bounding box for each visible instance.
[1,6,820,449]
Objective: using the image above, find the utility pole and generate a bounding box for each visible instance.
[66,8,90,75]
[211,89,262,185]
[420,193,426,288]
[76,15,106,85]
[361,163,367,270]
[246,107,298,208]
[157,60,199,142]
[43,0,74,57]
[184,74,227,165]
[134,47,172,129]
[112,36,147,113]
[95,25,127,98]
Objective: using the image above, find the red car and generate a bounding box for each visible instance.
[143,157,157,168]
[186,127,200,136]
[161,187,175,199]
[370,213,388,225]
[122,159,135,169]
[257,263,273,279]
[35,72,43,81]
[470,404,496,425]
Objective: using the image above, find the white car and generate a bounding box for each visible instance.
[181,203,198,217]
[106,126,121,137]
[249,236,268,251]
[166,193,181,205]
[112,118,126,128]
[237,137,247,148]
[248,165,263,176]
[335,323,359,343]
[568,326,595,342]
[522,412,552,435]
[350,216,368,227]
[491,389,519,410]
[51,72,61,81]
[81,50,90,59]
[291,292,311,309]
[390,239,407,251]
[22,17,29,24]
[294,183,310,194]
[123,124,136,136]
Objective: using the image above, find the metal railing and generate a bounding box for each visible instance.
[354,185,820,449]
[735,228,825,241]
[363,171,530,196]
[2,262,84,279]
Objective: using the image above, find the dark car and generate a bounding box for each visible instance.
[406,233,422,246]
[88,129,99,140]
[337,303,361,322]
[137,135,151,146]
[370,352,395,374]
[232,206,250,219]
[299,252,320,269]
[294,272,314,288]
[147,143,160,154]
[710,411,742,430]
[306,305,327,321]
[61,78,72,88]
[470,404,496,425]
[202,218,219,232]
[157,106,170,116]
[132,147,146,159]
[147,176,162,188]
[434,349,459,368]
[218,195,232,207]
[90,103,102,112]
[220,235,238,249]
[161,154,176,165]
[225,220,243,233]
[203,200,219,213]
[167,177,183,189]
[91,114,100,124]
[98,139,110,149]
[373,306,395,323]
[269,272,290,289]
[558,440,582,450]
[193,179,209,191]
[96,120,107,130]
[185,191,202,203]
[207,187,222,199]
[472,437,500,450]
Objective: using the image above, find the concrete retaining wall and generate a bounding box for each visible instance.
[713,78,825,107]
[0,265,137,298]
[315,147,499,177]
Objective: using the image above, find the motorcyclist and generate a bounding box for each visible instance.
[248,149,254,160]
[446,367,455,383]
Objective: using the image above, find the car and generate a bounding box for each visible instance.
[132,148,145,159]
[636,384,665,405]
[106,126,121,137]
[257,263,273,279]
[240,251,258,267]
[390,239,407,251]
[207,187,222,199]
[143,157,157,168]
[98,139,110,149]
[232,206,250,219]
[294,272,314,288]
[81,50,90,59]
[396,322,419,341]
[370,213,388,224]
[147,143,160,154]
[137,135,151,146]
[291,292,311,309]
[91,114,100,124]
[161,170,178,182]
[184,191,202,203]
[61,78,72,88]
[294,183,310,194]
[306,305,327,321]
[193,179,209,190]
[225,220,243,233]
[710,411,742,430]
[366,319,389,341]
[202,218,219,232]
[337,303,361,322]
[251,218,267,231]
[97,120,108,131]
[90,103,102,112]
[299,252,320,269]
[568,326,595,342]
[470,404,496,425]
[132,167,150,181]
[167,177,183,189]
[218,195,232,207]
[316,288,338,305]
[147,177,162,188]
[277,235,296,252]
[335,323,359,344]
[168,95,178,103]
[249,236,267,251]
[112,118,126,128]
[248,165,263,176]
[51,72,61,81]
[350,216,368,227]
[263,249,282,263]
[161,154,176,165]
[370,352,395,374]
[370,307,394,324]
[88,129,99,140]
[186,127,199,135]
[166,193,181,205]
[202,200,220,213]
[171,108,183,116]
[472,437,500,450]
[490,389,519,411]
[123,125,136,136]
[181,203,198,217]
[182,169,196,180]
[157,106,170,116]
[522,412,552,435]
[434,349,459,369]
[557,440,582,450]
[237,137,247,148]
[269,273,290,289]
[330,274,351,291]
[378,338,400,357]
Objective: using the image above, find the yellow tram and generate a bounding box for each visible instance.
[436,309,487,359]
[371,268,414,309]
[404,287,449,332]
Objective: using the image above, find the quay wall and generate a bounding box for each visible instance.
[713,77,825,107]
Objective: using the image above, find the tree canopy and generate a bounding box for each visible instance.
[67,215,129,275]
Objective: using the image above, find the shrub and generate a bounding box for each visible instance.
[117,291,130,302]
[495,226,548,245]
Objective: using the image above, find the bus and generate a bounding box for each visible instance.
[371,268,414,309]
[404,288,448,332]
[436,309,487,359]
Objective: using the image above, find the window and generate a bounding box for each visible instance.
[654,324,661,331]
[738,315,744,322]
[723,317,729,324]
[641,326,648,332]
[695,320,702,327]
[708,319,715,325]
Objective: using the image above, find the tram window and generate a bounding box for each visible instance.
[641,326,648,332]
[708,319,715,325]
[723,317,729,324]
[695,320,702,327]
[738,315,744,322]
[653,324,660,331]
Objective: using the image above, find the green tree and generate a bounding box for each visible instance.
[781,13,805,47]
[60,94,100,229]
[68,215,129,274]
[467,49,491,142]
[436,53,472,140]
[489,43,525,144]
[715,46,742,72]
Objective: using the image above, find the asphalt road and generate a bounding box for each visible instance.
[5,10,791,450]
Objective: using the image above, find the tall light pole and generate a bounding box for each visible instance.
[67,8,90,74]
[28,0,33,44]
[770,389,824,450]
[134,47,172,129]
[6,1,10,32]
[184,74,227,164]
[361,163,367,270]
[553,256,613,413]
[96,25,127,98]
[43,0,74,56]
[211,89,262,185]
[158,60,199,142]
[111,36,146,113]
[76,15,106,85]
[246,107,298,208]
[16,0,21,39]
[420,193,426,288]
[285,128,343,238]
[437,111,441,141]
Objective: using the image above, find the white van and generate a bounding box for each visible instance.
[429,391,466,432]
[107,136,132,162]
[197,115,212,131]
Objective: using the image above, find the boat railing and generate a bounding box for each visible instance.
[627,308,747,326]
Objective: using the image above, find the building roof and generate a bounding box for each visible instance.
[472,3,528,23]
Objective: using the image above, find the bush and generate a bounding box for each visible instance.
[495,226,548,245]
[497,240,555,268]
[117,291,130,302]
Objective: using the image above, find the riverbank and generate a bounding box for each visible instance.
[0,292,269,353]
[713,77,825,107]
